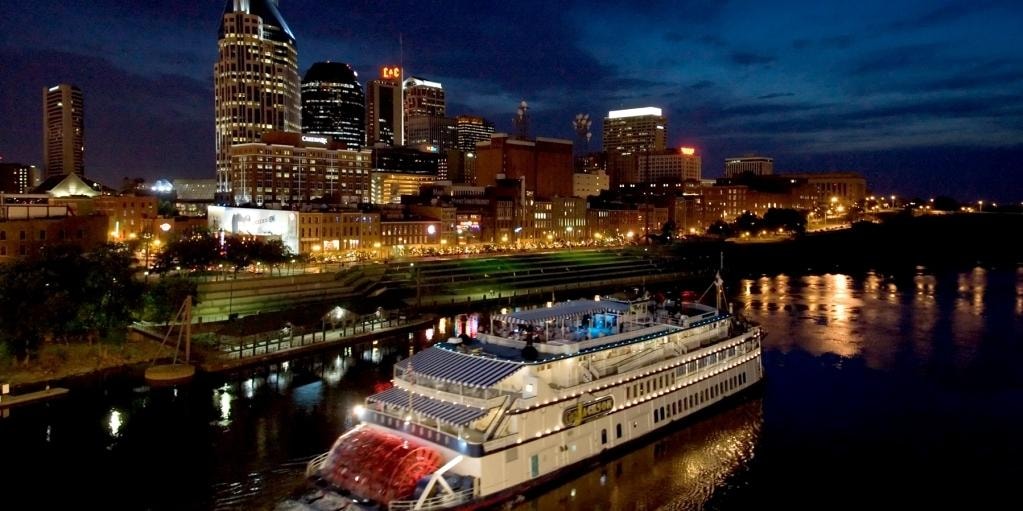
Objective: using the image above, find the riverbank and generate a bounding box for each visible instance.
[0,336,171,391]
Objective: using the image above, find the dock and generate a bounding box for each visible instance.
[0,387,69,409]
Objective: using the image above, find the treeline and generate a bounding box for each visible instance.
[723,212,1023,275]
[154,229,294,274]
[0,244,196,364]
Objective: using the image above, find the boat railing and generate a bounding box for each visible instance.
[305,451,329,478]
[389,488,476,511]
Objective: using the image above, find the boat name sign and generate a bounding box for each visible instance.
[563,395,614,426]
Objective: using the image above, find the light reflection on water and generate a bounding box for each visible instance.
[511,398,763,511]
[4,268,1022,510]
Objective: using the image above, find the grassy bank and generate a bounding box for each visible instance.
[0,336,171,389]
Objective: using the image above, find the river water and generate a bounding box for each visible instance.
[2,266,1021,509]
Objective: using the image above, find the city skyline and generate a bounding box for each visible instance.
[0,0,1021,201]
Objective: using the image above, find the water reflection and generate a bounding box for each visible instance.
[512,397,763,511]
[215,387,232,427]
[4,270,1020,511]
[108,409,123,437]
[740,267,1023,375]
[741,273,861,359]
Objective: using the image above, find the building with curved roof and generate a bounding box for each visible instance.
[302,62,366,150]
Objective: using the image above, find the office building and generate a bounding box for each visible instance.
[371,172,437,205]
[229,131,372,206]
[214,0,301,197]
[573,170,610,198]
[302,61,366,150]
[455,115,495,152]
[622,147,702,183]
[366,67,403,146]
[43,84,85,177]
[371,146,442,174]
[475,134,574,199]
[725,156,773,177]
[403,76,445,145]
[405,116,457,149]
[0,163,41,194]
[0,195,108,260]
[602,107,666,156]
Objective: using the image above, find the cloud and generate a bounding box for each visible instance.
[687,80,716,90]
[729,51,775,66]
[757,92,796,100]
[792,34,856,50]
[885,0,1010,32]
[849,43,946,74]
[0,48,212,183]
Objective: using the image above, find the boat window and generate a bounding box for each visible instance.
[601,429,608,445]
[616,423,622,438]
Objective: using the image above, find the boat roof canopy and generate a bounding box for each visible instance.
[397,347,523,387]
[493,299,632,325]
[368,387,488,426]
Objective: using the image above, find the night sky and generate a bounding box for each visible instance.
[1,0,1021,201]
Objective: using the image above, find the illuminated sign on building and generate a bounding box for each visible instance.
[207,206,300,255]
[381,66,401,80]
[680,147,696,156]
[301,135,329,145]
[562,395,614,426]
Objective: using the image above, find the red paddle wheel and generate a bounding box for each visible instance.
[320,427,443,505]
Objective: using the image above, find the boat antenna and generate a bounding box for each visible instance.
[716,251,727,312]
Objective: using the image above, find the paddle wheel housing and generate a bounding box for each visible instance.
[320,427,443,505]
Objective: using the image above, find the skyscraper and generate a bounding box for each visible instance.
[301,61,365,150]
[403,76,446,145]
[214,0,300,198]
[455,115,495,151]
[602,107,667,186]
[366,67,403,146]
[43,84,84,177]
[366,65,401,146]
[602,107,667,155]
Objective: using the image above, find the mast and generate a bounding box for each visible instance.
[406,332,413,423]
[184,295,192,363]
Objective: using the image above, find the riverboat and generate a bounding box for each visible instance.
[296,277,763,511]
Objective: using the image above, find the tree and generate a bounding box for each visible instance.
[0,259,55,362]
[80,244,146,342]
[0,243,145,361]
[734,211,761,234]
[251,238,291,274]
[933,196,959,212]
[224,236,255,273]
[144,274,199,325]
[763,208,808,234]
[707,220,734,238]
[154,228,220,272]
[660,220,677,242]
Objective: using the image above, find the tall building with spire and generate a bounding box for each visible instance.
[301,61,366,150]
[214,0,300,199]
[43,84,85,177]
